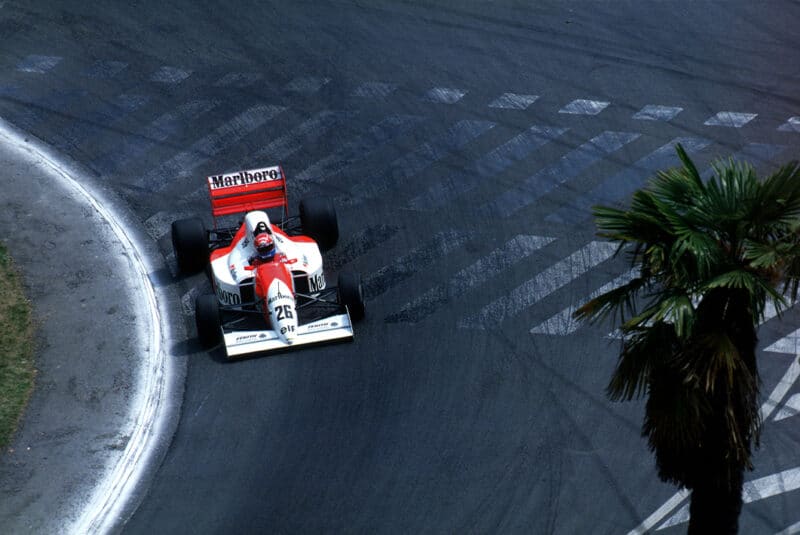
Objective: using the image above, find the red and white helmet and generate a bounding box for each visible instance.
[254,232,275,260]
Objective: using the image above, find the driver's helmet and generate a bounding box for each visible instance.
[244,211,271,241]
[254,232,276,261]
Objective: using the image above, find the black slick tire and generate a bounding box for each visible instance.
[338,271,365,321]
[299,196,338,252]
[195,293,222,348]
[172,217,208,274]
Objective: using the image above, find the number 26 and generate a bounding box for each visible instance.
[275,305,293,320]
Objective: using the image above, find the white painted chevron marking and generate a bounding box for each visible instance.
[704,111,757,128]
[633,105,683,121]
[459,241,618,329]
[341,119,495,206]
[388,235,555,323]
[778,117,800,133]
[488,130,640,217]
[489,93,539,109]
[631,333,800,533]
[214,72,262,87]
[776,519,800,534]
[150,66,191,83]
[530,268,638,335]
[17,54,61,73]
[425,87,466,104]
[363,231,472,299]
[296,114,422,184]
[100,99,219,172]
[559,99,609,115]
[253,110,353,162]
[410,125,568,210]
[140,104,286,190]
[657,468,800,530]
[774,394,800,422]
[546,137,711,225]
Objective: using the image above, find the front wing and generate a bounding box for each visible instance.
[222,312,353,357]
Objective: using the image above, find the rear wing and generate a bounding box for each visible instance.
[207,165,289,221]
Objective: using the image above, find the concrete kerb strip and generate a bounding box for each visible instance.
[0,118,183,534]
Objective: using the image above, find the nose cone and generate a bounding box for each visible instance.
[267,279,298,344]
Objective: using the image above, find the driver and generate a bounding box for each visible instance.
[252,232,276,263]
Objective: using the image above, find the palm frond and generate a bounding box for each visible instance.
[606,321,678,401]
[573,276,647,325]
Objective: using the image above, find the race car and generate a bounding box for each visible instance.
[171,164,365,358]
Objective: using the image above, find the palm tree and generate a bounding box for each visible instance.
[573,145,800,533]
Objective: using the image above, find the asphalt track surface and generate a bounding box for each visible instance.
[0,1,799,533]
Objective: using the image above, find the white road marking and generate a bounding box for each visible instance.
[253,109,354,162]
[704,111,757,128]
[363,231,472,299]
[387,235,555,323]
[764,327,800,355]
[214,72,263,87]
[459,241,618,329]
[657,468,800,530]
[626,490,691,535]
[0,118,174,535]
[295,114,423,190]
[17,54,62,73]
[630,336,800,533]
[774,394,800,422]
[285,76,330,93]
[150,66,192,84]
[559,99,609,115]
[352,81,397,98]
[546,137,710,224]
[140,103,286,191]
[97,99,219,172]
[181,110,349,200]
[82,60,128,79]
[778,117,800,133]
[633,105,683,121]
[341,119,495,206]
[409,125,568,210]
[485,130,640,217]
[325,224,401,272]
[530,268,638,335]
[776,519,800,534]
[425,87,466,104]
[488,93,539,110]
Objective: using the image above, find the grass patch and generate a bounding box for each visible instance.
[0,242,35,450]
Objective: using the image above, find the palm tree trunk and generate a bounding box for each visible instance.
[687,467,744,534]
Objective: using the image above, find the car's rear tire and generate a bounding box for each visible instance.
[195,293,222,348]
[299,196,338,252]
[338,271,365,321]
[172,218,208,274]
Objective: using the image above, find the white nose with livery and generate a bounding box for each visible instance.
[267,279,298,344]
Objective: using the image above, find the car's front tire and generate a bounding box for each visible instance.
[172,218,208,274]
[299,196,338,252]
[338,271,365,321]
[195,293,222,348]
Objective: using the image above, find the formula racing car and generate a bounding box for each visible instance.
[171,164,365,358]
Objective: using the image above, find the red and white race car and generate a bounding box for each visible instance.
[171,164,365,358]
